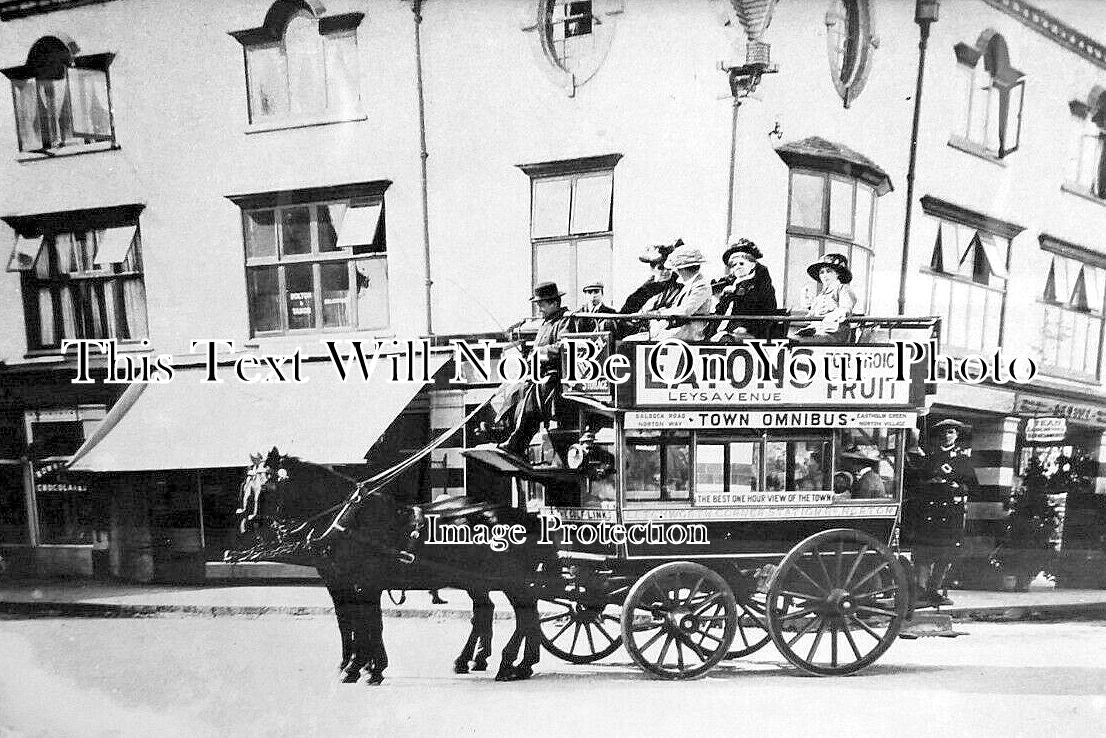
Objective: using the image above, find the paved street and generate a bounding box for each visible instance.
[2,614,1105,737]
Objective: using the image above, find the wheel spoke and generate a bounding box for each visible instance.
[854,604,898,619]
[593,620,617,645]
[779,605,820,622]
[693,591,723,615]
[834,539,844,588]
[549,618,573,644]
[849,613,885,642]
[684,576,705,606]
[675,629,709,662]
[657,634,674,666]
[539,613,570,624]
[830,621,838,667]
[638,626,666,653]
[569,622,581,654]
[676,640,686,671]
[792,564,829,595]
[584,623,597,654]
[842,620,864,660]
[851,561,890,592]
[853,584,900,600]
[694,629,725,646]
[786,615,822,647]
[778,589,820,603]
[632,617,662,632]
[815,550,835,591]
[805,618,828,662]
[842,543,870,588]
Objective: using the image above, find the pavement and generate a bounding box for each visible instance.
[2,576,1106,621]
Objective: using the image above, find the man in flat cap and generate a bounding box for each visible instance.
[496,281,581,458]
[577,281,614,333]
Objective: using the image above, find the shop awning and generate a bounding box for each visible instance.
[68,355,447,472]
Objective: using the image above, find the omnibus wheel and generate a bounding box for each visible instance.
[765,529,909,676]
[621,562,737,680]
[726,589,772,659]
[538,598,622,664]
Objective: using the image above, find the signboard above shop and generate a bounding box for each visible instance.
[1024,417,1068,443]
[1014,394,1106,429]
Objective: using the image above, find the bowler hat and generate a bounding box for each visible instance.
[806,253,853,284]
[930,419,967,433]
[666,244,707,270]
[722,238,763,266]
[530,281,565,302]
[582,281,604,292]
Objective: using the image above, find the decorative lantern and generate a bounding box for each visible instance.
[731,0,779,65]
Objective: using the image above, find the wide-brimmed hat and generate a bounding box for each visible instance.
[530,281,565,302]
[806,253,853,284]
[638,238,683,265]
[930,419,967,433]
[722,238,763,265]
[666,244,707,270]
[841,449,880,466]
[582,281,604,293]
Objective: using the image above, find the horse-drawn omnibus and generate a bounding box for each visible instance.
[463,315,941,679]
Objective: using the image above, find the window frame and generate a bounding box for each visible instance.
[520,155,620,311]
[1,36,117,157]
[231,1,365,128]
[952,30,1025,160]
[228,181,392,338]
[1037,235,1106,382]
[824,0,878,108]
[783,168,877,312]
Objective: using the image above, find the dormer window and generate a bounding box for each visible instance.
[1065,90,1106,201]
[1,35,115,155]
[231,0,363,127]
[952,30,1025,159]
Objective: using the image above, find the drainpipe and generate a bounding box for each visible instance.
[898,1,940,315]
[413,0,433,335]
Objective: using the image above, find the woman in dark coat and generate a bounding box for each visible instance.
[711,239,778,340]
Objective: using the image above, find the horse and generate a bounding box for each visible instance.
[228,448,544,685]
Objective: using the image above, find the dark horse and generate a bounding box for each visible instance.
[228,448,545,685]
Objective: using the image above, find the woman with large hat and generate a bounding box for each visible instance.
[711,238,778,341]
[649,242,713,341]
[794,253,857,341]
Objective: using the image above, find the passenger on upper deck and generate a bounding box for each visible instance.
[496,281,581,458]
[650,244,714,341]
[576,281,614,333]
[619,241,680,315]
[793,253,857,342]
[710,239,778,341]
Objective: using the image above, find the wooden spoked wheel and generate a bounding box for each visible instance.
[621,562,737,680]
[765,529,909,676]
[726,589,771,659]
[538,598,623,664]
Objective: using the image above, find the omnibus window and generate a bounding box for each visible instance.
[765,439,830,491]
[835,428,899,500]
[625,433,690,502]
[695,441,760,495]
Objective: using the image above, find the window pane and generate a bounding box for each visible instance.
[247,44,288,120]
[947,281,969,348]
[122,278,149,340]
[318,203,345,253]
[282,206,312,256]
[829,178,853,238]
[38,77,71,148]
[570,173,613,234]
[575,236,611,310]
[12,78,43,152]
[854,185,873,246]
[59,286,77,339]
[321,261,350,328]
[695,444,725,494]
[37,288,55,346]
[986,81,1002,151]
[852,247,871,313]
[67,67,112,140]
[534,240,574,304]
[836,429,896,499]
[968,66,990,145]
[285,263,316,330]
[789,172,825,230]
[532,179,572,238]
[729,442,759,493]
[625,443,661,502]
[324,32,359,114]
[765,442,786,492]
[967,287,987,351]
[0,465,28,544]
[354,258,389,330]
[664,442,690,500]
[785,236,821,309]
[247,266,280,333]
[285,13,327,115]
[245,210,277,258]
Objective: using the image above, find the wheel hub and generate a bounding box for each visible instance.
[824,588,852,616]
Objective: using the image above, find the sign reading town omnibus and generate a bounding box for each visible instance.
[625,410,918,431]
[631,342,911,408]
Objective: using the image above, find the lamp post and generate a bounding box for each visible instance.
[898,0,940,315]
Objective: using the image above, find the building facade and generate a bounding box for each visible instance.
[0,0,1104,581]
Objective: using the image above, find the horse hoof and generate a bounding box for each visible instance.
[494,666,532,682]
[454,660,470,674]
[339,670,360,684]
[472,659,488,672]
[366,673,385,686]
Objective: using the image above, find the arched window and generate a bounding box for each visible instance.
[1,35,115,154]
[825,0,877,107]
[953,30,1025,158]
[232,1,363,125]
[1066,89,1106,200]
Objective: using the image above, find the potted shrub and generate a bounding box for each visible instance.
[991,457,1060,591]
